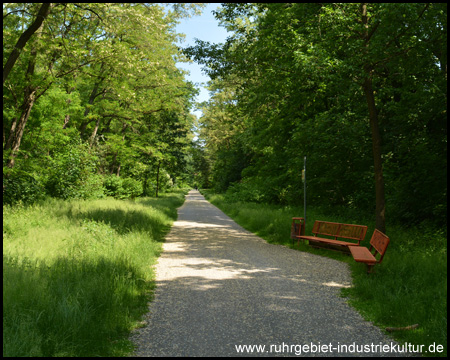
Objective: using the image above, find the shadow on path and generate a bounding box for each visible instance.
[131,191,411,357]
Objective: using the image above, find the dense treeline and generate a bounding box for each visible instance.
[3,3,204,203]
[186,3,447,228]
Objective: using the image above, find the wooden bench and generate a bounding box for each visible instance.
[294,220,368,252]
[349,229,390,273]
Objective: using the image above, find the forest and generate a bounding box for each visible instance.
[187,3,447,231]
[3,3,204,203]
[3,3,447,357]
[3,3,447,231]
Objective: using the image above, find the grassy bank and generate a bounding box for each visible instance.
[204,191,447,357]
[3,190,187,357]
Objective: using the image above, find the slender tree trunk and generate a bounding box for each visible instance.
[110,152,117,174]
[63,113,70,129]
[4,117,17,150]
[89,118,101,147]
[79,68,105,138]
[62,83,75,129]
[155,161,161,198]
[363,76,386,233]
[6,89,37,168]
[62,96,72,129]
[361,3,386,233]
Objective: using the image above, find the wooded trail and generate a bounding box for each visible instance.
[131,190,408,357]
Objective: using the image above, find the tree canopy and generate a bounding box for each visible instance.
[185,3,447,228]
[3,3,446,228]
[3,3,205,201]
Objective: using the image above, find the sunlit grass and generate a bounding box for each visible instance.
[3,191,187,357]
[204,190,447,357]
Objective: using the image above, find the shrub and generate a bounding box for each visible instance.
[45,141,99,200]
[103,175,142,199]
[3,170,46,206]
[121,178,143,199]
[103,175,123,198]
[78,174,105,199]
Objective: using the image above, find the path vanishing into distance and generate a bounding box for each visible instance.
[131,190,409,357]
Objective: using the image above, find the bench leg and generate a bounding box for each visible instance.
[366,264,375,274]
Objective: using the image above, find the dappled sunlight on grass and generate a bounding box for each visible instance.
[3,191,186,357]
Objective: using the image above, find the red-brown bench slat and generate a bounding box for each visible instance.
[302,236,361,247]
[349,229,390,273]
[294,220,368,251]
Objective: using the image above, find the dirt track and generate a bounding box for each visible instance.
[131,190,408,357]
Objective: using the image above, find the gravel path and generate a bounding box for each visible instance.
[131,190,409,357]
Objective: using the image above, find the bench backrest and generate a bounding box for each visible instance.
[369,229,390,263]
[312,221,368,244]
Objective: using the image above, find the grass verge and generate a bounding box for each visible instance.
[3,190,187,357]
[204,191,447,357]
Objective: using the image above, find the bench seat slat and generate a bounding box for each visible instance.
[349,246,377,264]
[297,236,360,247]
[349,229,390,273]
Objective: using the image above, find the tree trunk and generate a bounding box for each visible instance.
[79,69,105,138]
[7,89,37,168]
[3,3,51,84]
[5,23,42,168]
[4,117,17,150]
[89,118,101,147]
[62,98,72,129]
[63,114,70,129]
[361,3,386,233]
[363,76,386,233]
[155,161,161,198]
[62,83,75,128]
[110,152,117,174]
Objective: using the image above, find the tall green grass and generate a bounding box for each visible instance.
[3,191,187,357]
[205,191,447,357]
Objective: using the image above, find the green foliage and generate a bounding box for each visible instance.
[184,141,211,189]
[45,141,102,200]
[103,175,124,198]
[3,3,202,203]
[103,175,143,199]
[225,178,278,204]
[3,169,45,206]
[79,174,106,200]
[190,3,447,227]
[121,178,143,199]
[211,144,250,193]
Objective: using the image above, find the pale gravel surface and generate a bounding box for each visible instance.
[131,190,411,357]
